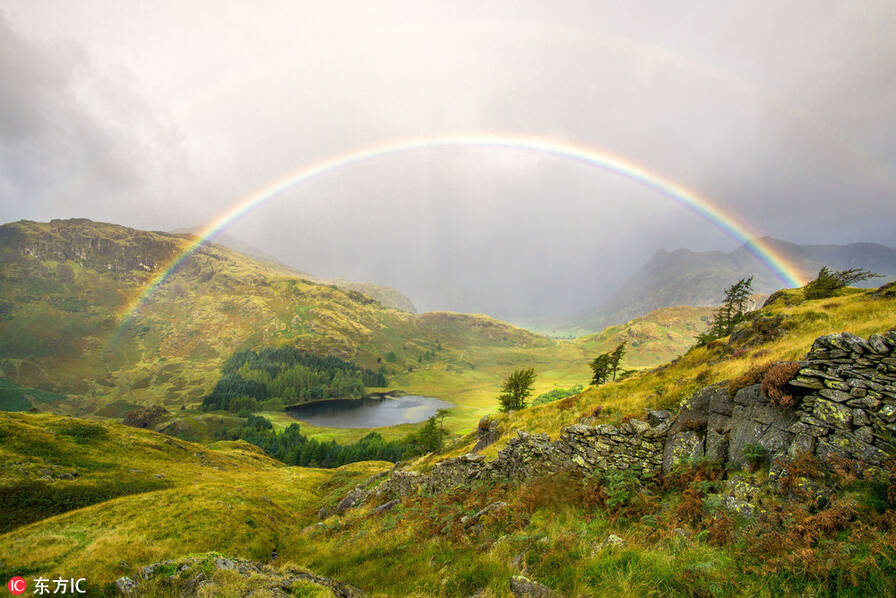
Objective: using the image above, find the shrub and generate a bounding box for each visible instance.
[676,487,705,524]
[706,514,734,546]
[742,443,768,472]
[804,266,881,300]
[602,469,639,510]
[761,361,803,407]
[727,362,773,396]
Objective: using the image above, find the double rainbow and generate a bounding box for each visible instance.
[118,134,806,325]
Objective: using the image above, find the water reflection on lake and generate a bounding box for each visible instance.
[285,395,454,428]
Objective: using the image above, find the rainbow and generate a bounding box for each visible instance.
[118,134,807,325]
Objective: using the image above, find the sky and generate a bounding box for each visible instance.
[1,1,895,324]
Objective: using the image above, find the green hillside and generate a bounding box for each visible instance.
[0,219,709,441]
[2,282,894,596]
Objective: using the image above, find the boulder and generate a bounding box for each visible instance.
[115,577,136,596]
[597,534,626,550]
[509,575,556,598]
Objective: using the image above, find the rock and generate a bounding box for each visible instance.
[628,418,650,435]
[868,334,890,354]
[473,417,500,452]
[318,506,335,520]
[646,410,672,425]
[597,534,626,550]
[878,404,896,423]
[817,432,889,465]
[871,281,896,299]
[852,409,870,426]
[463,501,509,528]
[812,399,852,429]
[336,487,368,514]
[662,430,705,473]
[373,499,401,514]
[115,577,136,596]
[788,433,816,457]
[509,575,556,598]
[818,388,852,402]
[705,429,729,462]
[122,405,169,429]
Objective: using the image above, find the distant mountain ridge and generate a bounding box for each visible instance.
[579,237,896,331]
[170,226,416,312]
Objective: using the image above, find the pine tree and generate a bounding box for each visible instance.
[589,353,612,386]
[697,276,755,345]
[609,342,627,381]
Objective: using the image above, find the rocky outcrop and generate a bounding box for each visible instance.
[332,331,896,514]
[509,575,557,598]
[664,331,896,472]
[122,405,169,429]
[118,554,365,597]
[473,417,500,452]
[1,219,185,275]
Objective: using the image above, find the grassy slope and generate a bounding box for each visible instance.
[0,412,388,593]
[3,288,894,597]
[427,287,896,464]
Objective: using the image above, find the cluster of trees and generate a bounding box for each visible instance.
[589,342,627,386]
[235,414,445,467]
[531,384,584,406]
[202,347,386,413]
[695,276,755,346]
[497,345,627,411]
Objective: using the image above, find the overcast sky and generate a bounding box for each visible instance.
[1,1,895,323]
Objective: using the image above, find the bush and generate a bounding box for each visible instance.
[742,443,768,472]
[727,362,772,396]
[762,361,803,407]
[804,266,881,300]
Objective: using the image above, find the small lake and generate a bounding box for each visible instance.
[285,395,454,428]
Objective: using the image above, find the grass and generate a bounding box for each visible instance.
[0,412,388,593]
[1,287,894,596]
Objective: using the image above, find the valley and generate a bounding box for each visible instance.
[0,219,711,444]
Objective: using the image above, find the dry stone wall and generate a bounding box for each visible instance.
[340,331,896,510]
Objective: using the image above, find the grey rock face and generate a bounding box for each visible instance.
[509,575,556,598]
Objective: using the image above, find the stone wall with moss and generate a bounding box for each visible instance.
[335,331,896,512]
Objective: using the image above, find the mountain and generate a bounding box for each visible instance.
[579,237,896,331]
[171,227,417,312]
[0,219,545,411]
